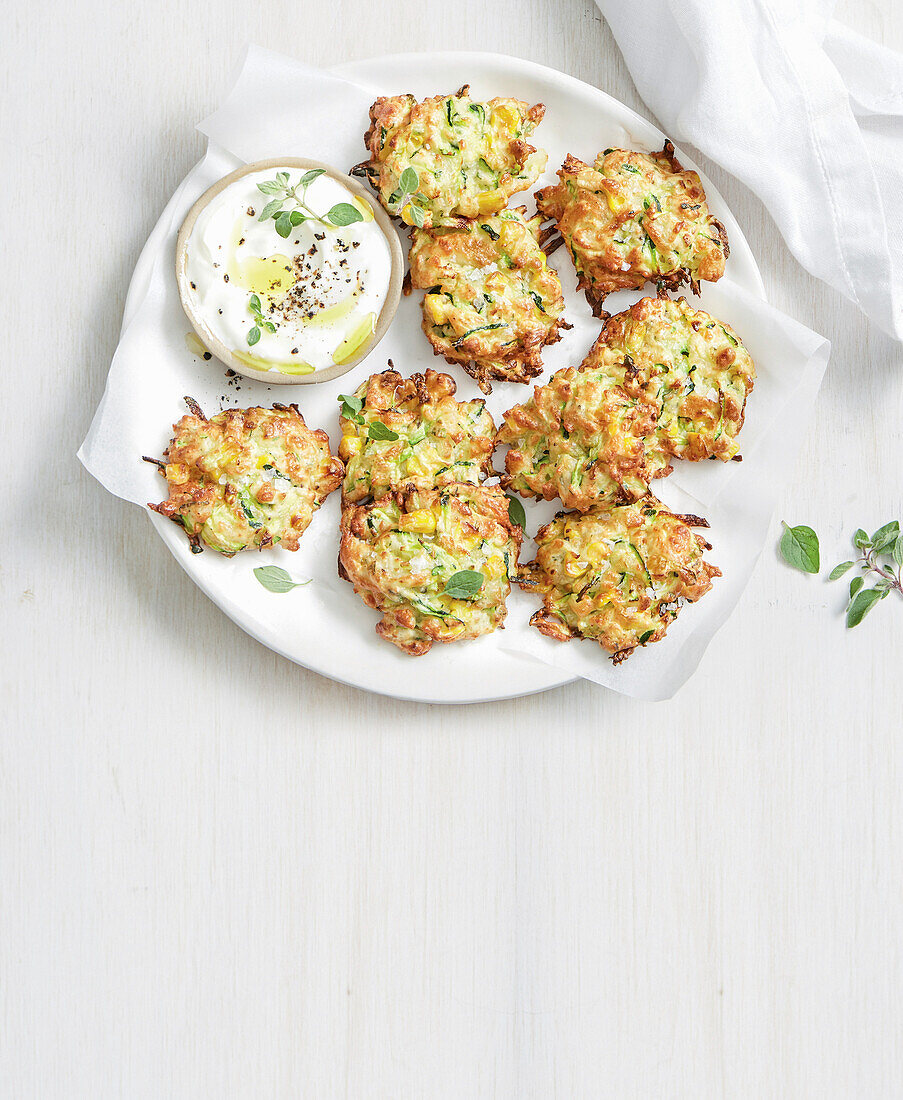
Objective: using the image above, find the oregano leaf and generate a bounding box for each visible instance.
[326,203,364,227]
[506,495,526,530]
[253,566,311,594]
[828,561,853,580]
[443,570,484,599]
[399,167,419,193]
[257,199,283,221]
[846,587,882,627]
[337,393,363,418]
[779,522,819,573]
[299,168,326,188]
[368,421,399,441]
[871,520,900,553]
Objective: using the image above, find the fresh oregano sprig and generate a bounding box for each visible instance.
[247,293,277,347]
[335,393,398,440]
[387,166,428,227]
[779,519,902,628]
[337,393,364,423]
[257,169,363,238]
[828,520,902,627]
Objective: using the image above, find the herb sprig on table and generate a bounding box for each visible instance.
[256,170,364,237]
[779,519,902,628]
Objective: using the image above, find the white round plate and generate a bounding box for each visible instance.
[142,52,764,704]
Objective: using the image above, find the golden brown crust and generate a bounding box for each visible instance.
[586,296,755,463]
[408,209,566,394]
[521,496,721,660]
[148,401,342,555]
[338,484,522,655]
[535,143,727,311]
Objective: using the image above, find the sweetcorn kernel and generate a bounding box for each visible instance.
[477,188,507,214]
[484,554,506,579]
[399,509,437,534]
[400,201,423,226]
[492,104,518,129]
[341,436,363,455]
[564,559,588,578]
[165,463,189,485]
[606,190,628,214]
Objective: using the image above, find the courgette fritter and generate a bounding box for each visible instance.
[521,496,720,662]
[496,296,754,511]
[535,142,728,314]
[148,400,343,555]
[338,484,522,655]
[359,86,547,227]
[587,296,755,462]
[338,367,496,505]
[408,209,566,393]
[496,365,672,511]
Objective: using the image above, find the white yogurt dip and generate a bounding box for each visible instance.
[184,167,392,376]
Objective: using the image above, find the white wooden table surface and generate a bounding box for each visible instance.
[4,2,902,1096]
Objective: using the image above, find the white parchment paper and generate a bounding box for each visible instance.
[78,46,830,702]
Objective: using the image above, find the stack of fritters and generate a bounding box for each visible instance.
[536,142,728,315]
[361,88,565,393]
[522,496,722,662]
[497,296,755,510]
[337,367,522,655]
[148,400,343,555]
[495,295,748,658]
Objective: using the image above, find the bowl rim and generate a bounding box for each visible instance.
[174,156,404,386]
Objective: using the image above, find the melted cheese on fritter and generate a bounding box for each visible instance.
[364,88,547,226]
[523,497,720,659]
[339,484,523,655]
[338,368,495,505]
[149,404,343,555]
[409,209,566,393]
[536,144,727,310]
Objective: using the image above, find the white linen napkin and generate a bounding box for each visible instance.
[595,0,903,343]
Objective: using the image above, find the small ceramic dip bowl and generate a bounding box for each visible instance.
[176,157,403,385]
